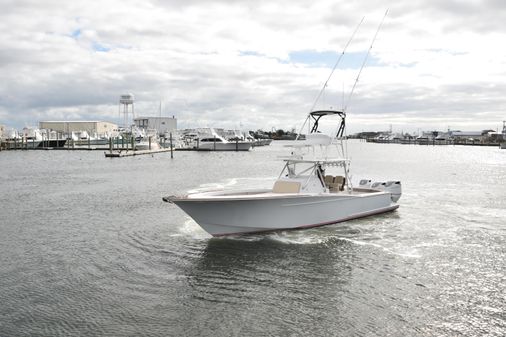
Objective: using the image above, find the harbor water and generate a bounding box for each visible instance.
[0,141,504,336]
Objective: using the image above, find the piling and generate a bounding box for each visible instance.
[170,132,173,159]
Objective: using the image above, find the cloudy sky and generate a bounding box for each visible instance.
[1,0,505,134]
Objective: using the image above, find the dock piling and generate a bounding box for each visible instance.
[170,132,173,159]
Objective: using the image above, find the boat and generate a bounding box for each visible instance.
[115,126,161,151]
[195,129,252,151]
[501,121,506,149]
[2,128,22,149]
[134,128,161,151]
[164,111,401,236]
[163,14,400,236]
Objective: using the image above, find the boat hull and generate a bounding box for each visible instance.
[169,191,398,236]
[197,142,252,151]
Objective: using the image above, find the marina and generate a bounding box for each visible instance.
[1,141,504,336]
[2,1,506,336]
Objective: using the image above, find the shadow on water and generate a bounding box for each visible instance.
[171,233,362,336]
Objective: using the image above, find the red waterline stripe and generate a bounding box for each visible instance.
[212,205,399,237]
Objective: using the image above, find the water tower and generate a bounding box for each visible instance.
[119,94,135,128]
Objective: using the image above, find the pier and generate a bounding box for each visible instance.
[104,148,174,158]
[365,138,502,147]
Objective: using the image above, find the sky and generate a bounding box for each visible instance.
[1,0,506,134]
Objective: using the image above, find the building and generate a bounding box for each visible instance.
[133,116,177,135]
[39,121,118,136]
[449,130,490,142]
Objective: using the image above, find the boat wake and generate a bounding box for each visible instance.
[338,237,421,258]
[173,219,211,240]
[202,227,421,258]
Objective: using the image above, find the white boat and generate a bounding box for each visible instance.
[135,137,161,151]
[164,16,399,236]
[164,111,401,237]
[196,129,252,151]
[134,128,161,151]
[118,126,161,151]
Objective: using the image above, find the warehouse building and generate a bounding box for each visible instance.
[39,121,118,136]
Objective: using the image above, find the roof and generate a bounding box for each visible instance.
[310,110,345,117]
[451,131,483,136]
[39,121,113,123]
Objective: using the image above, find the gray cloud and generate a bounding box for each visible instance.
[0,0,505,132]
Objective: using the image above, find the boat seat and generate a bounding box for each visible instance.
[324,175,334,186]
[272,181,301,193]
[329,176,345,192]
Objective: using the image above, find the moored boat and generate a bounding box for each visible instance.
[195,129,252,151]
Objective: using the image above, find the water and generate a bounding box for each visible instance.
[0,142,504,336]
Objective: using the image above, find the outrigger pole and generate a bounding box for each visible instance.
[337,9,389,176]
[295,17,365,140]
[309,16,365,113]
[342,9,389,114]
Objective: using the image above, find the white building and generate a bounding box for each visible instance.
[134,116,177,136]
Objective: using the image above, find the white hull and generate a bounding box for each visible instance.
[168,189,398,236]
[197,142,252,151]
[136,140,161,151]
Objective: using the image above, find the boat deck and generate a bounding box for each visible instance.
[179,187,384,201]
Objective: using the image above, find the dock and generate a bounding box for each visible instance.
[365,138,502,147]
[105,148,174,158]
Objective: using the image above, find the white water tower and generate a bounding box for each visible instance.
[119,94,135,127]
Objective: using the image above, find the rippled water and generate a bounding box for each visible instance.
[0,141,504,336]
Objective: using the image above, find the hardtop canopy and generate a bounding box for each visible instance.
[309,110,346,137]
